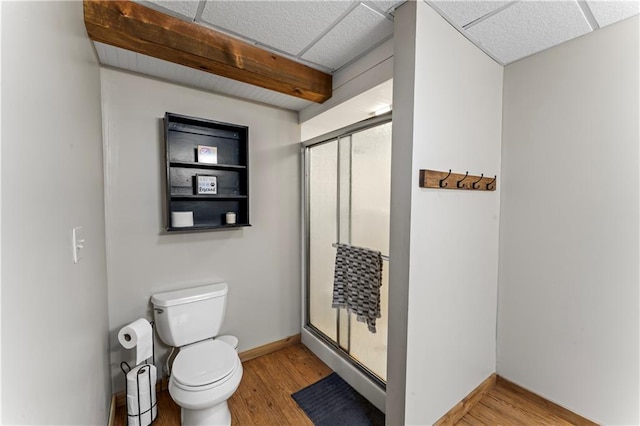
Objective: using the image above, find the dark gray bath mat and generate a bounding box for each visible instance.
[291,372,385,426]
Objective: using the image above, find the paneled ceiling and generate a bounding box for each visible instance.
[94,0,639,112]
[139,0,398,73]
[431,0,639,64]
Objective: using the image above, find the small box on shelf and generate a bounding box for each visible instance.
[196,145,217,164]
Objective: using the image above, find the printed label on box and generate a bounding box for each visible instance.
[196,175,217,194]
[197,145,218,164]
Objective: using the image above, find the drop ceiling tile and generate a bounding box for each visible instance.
[587,0,639,28]
[199,1,354,56]
[302,3,393,71]
[140,0,200,20]
[430,0,511,27]
[467,0,592,64]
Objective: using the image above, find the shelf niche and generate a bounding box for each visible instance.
[164,112,250,231]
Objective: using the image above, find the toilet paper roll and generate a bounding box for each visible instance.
[171,211,194,227]
[126,364,157,426]
[118,318,153,365]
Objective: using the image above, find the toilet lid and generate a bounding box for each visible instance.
[172,340,238,388]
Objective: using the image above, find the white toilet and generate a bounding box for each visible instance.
[151,282,243,426]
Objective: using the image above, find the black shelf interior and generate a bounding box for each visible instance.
[169,160,247,170]
[170,194,248,200]
[167,223,252,233]
[164,112,250,231]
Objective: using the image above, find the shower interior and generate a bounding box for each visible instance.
[302,116,391,410]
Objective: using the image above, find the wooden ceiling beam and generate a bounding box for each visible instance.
[83,0,332,103]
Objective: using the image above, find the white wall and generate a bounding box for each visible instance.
[101,68,302,392]
[386,3,416,423]
[389,2,504,424]
[0,3,3,419]
[498,16,639,425]
[1,2,111,424]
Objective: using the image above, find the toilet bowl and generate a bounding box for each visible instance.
[169,340,243,425]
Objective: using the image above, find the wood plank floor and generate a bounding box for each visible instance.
[114,343,593,425]
[113,343,331,426]
[457,377,598,426]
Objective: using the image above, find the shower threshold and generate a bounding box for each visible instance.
[302,324,386,413]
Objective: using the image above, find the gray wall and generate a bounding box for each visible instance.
[1,2,111,424]
[100,68,302,392]
[498,16,639,424]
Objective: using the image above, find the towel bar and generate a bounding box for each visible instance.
[331,243,389,261]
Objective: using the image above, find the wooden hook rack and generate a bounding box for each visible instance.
[419,169,497,191]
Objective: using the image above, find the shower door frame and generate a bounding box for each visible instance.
[301,113,391,412]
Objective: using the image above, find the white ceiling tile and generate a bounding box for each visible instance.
[430,0,512,27]
[587,0,639,28]
[139,1,201,20]
[467,1,592,64]
[302,3,393,71]
[199,1,354,56]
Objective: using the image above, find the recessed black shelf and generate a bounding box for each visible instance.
[167,223,252,232]
[164,112,250,231]
[170,194,248,200]
[169,160,247,171]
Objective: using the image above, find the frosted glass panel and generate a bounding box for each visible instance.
[338,136,352,244]
[306,120,391,384]
[348,122,392,381]
[309,140,338,341]
[338,136,352,350]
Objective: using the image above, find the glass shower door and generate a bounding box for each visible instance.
[306,120,391,383]
[346,123,391,380]
[308,140,338,343]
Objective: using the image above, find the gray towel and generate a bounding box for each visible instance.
[331,243,383,333]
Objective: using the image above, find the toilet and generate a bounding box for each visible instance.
[151,283,243,426]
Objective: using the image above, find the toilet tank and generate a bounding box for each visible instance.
[151,282,228,347]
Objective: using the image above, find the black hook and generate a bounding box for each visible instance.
[486,175,497,190]
[457,171,469,189]
[472,173,484,189]
[439,169,451,188]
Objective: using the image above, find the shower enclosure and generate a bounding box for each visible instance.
[302,115,391,410]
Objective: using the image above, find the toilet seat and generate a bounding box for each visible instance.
[172,340,239,391]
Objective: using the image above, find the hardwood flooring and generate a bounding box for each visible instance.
[113,343,594,426]
[113,343,331,426]
[456,377,598,426]
[228,342,332,425]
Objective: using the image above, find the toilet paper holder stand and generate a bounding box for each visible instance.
[120,320,157,425]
